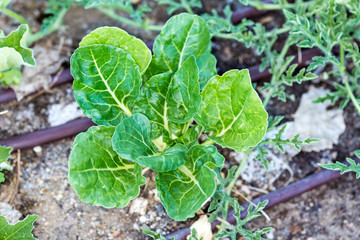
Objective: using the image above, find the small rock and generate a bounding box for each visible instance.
[139,215,147,223]
[133,223,140,231]
[47,102,83,127]
[33,146,42,157]
[129,197,148,216]
[189,215,212,240]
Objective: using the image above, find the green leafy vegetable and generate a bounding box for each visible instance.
[0,215,38,240]
[156,144,224,220]
[146,13,216,88]
[132,72,185,140]
[71,44,141,126]
[112,113,187,172]
[69,13,268,221]
[195,69,268,152]
[166,56,201,123]
[79,26,151,75]
[319,150,360,179]
[0,145,13,183]
[68,126,146,208]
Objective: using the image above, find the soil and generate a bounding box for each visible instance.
[1,0,360,240]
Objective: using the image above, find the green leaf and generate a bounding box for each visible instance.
[133,72,185,140]
[147,13,216,87]
[176,125,202,147]
[166,56,201,123]
[0,215,38,240]
[71,44,141,126]
[195,69,268,152]
[112,113,187,172]
[80,27,152,75]
[0,24,35,71]
[319,153,360,179]
[0,145,13,183]
[156,144,224,221]
[68,126,146,208]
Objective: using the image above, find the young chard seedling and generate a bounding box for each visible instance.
[68,13,268,221]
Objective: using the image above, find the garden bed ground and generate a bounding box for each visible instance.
[0,0,360,239]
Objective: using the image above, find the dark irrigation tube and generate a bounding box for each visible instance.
[166,168,350,240]
[231,0,273,24]
[0,117,95,150]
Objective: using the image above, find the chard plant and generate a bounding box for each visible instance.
[68,13,269,222]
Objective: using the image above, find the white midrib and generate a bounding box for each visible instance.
[90,49,132,117]
[178,165,206,196]
[80,165,135,173]
[178,21,195,69]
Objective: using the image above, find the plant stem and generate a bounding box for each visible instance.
[181,0,194,14]
[220,153,249,230]
[99,8,163,32]
[1,8,30,29]
[26,8,68,46]
[213,26,291,42]
[226,153,248,196]
[338,44,360,114]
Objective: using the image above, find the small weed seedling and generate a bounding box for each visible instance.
[68,12,269,228]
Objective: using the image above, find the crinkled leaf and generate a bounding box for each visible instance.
[195,69,268,152]
[68,126,146,208]
[146,13,216,87]
[176,125,202,147]
[71,44,141,126]
[80,27,151,75]
[0,215,38,240]
[112,113,187,172]
[156,144,224,221]
[0,145,13,183]
[137,144,187,173]
[0,24,35,71]
[166,56,201,123]
[133,72,185,140]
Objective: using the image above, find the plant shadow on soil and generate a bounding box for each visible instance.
[0,0,359,239]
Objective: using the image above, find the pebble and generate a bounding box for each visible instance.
[129,197,148,216]
[139,216,147,223]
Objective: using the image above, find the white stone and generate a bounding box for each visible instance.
[129,197,148,216]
